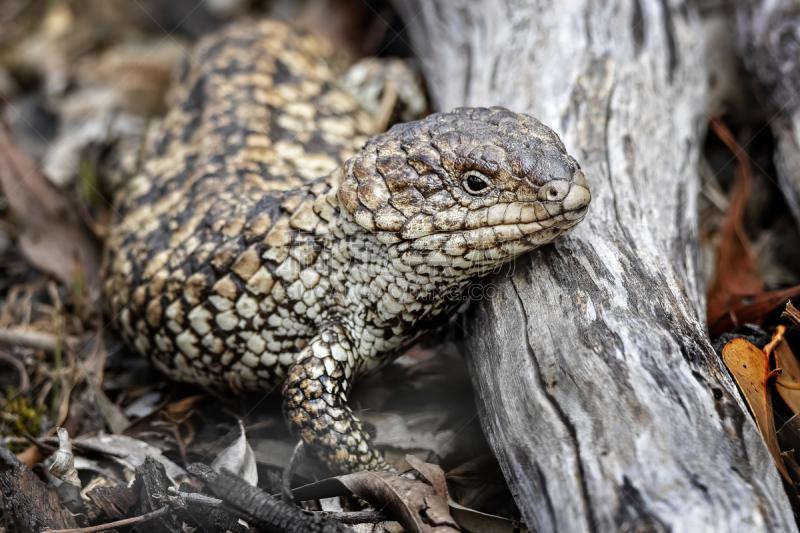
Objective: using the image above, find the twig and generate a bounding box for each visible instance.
[0,350,29,392]
[283,439,305,504]
[318,509,390,524]
[189,463,354,533]
[43,504,170,533]
[0,328,82,353]
[21,430,58,453]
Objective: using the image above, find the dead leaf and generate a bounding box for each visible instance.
[703,120,800,335]
[764,326,800,413]
[48,428,81,487]
[211,420,257,486]
[722,338,789,481]
[122,392,205,443]
[16,445,47,469]
[448,501,521,533]
[70,433,188,483]
[339,470,460,533]
[406,456,518,533]
[0,124,101,304]
[405,454,449,500]
[709,286,800,337]
[445,454,509,512]
[707,119,762,320]
[290,477,352,501]
[784,301,800,328]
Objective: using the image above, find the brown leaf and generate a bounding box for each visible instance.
[767,326,800,414]
[122,393,205,445]
[0,124,101,302]
[709,286,800,337]
[722,338,789,481]
[784,301,800,329]
[445,454,508,511]
[706,119,761,296]
[338,470,460,533]
[704,123,800,336]
[405,454,449,501]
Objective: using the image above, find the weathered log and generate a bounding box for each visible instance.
[391,0,797,531]
[735,0,800,229]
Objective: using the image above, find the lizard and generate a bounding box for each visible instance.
[102,19,591,474]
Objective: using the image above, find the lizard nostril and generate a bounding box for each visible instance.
[538,180,570,201]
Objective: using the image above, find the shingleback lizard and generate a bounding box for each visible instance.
[103,19,591,474]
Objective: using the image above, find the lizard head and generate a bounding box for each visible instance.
[337,106,590,273]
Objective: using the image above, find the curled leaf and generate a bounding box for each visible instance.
[765,326,800,413]
[49,427,81,487]
[339,470,459,533]
[722,338,789,481]
[783,301,800,329]
[212,420,258,486]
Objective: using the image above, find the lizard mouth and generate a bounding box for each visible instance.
[456,206,589,252]
[457,183,591,250]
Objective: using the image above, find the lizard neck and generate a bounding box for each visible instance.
[320,168,486,336]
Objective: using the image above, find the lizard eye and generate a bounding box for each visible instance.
[462,171,491,195]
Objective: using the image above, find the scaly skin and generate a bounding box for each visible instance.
[103,19,591,474]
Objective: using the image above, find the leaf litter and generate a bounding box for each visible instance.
[705,113,800,507]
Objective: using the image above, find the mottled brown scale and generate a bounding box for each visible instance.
[103,20,591,474]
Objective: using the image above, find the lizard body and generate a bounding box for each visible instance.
[103,19,591,473]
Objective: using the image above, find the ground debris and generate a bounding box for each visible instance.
[0,446,79,533]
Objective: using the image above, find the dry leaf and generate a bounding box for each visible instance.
[405,454,449,500]
[448,501,521,533]
[0,124,101,302]
[722,338,789,481]
[122,392,205,441]
[444,454,509,511]
[706,119,762,328]
[710,286,800,336]
[764,326,800,413]
[70,433,188,483]
[49,428,81,487]
[704,120,800,336]
[784,301,800,328]
[211,420,258,486]
[339,470,460,533]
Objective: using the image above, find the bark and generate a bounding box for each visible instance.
[187,463,354,533]
[391,0,796,531]
[0,446,79,533]
[735,0,800,229]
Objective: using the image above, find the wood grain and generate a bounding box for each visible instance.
[391,0,797,530]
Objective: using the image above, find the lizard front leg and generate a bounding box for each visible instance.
[282,324,391,474]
